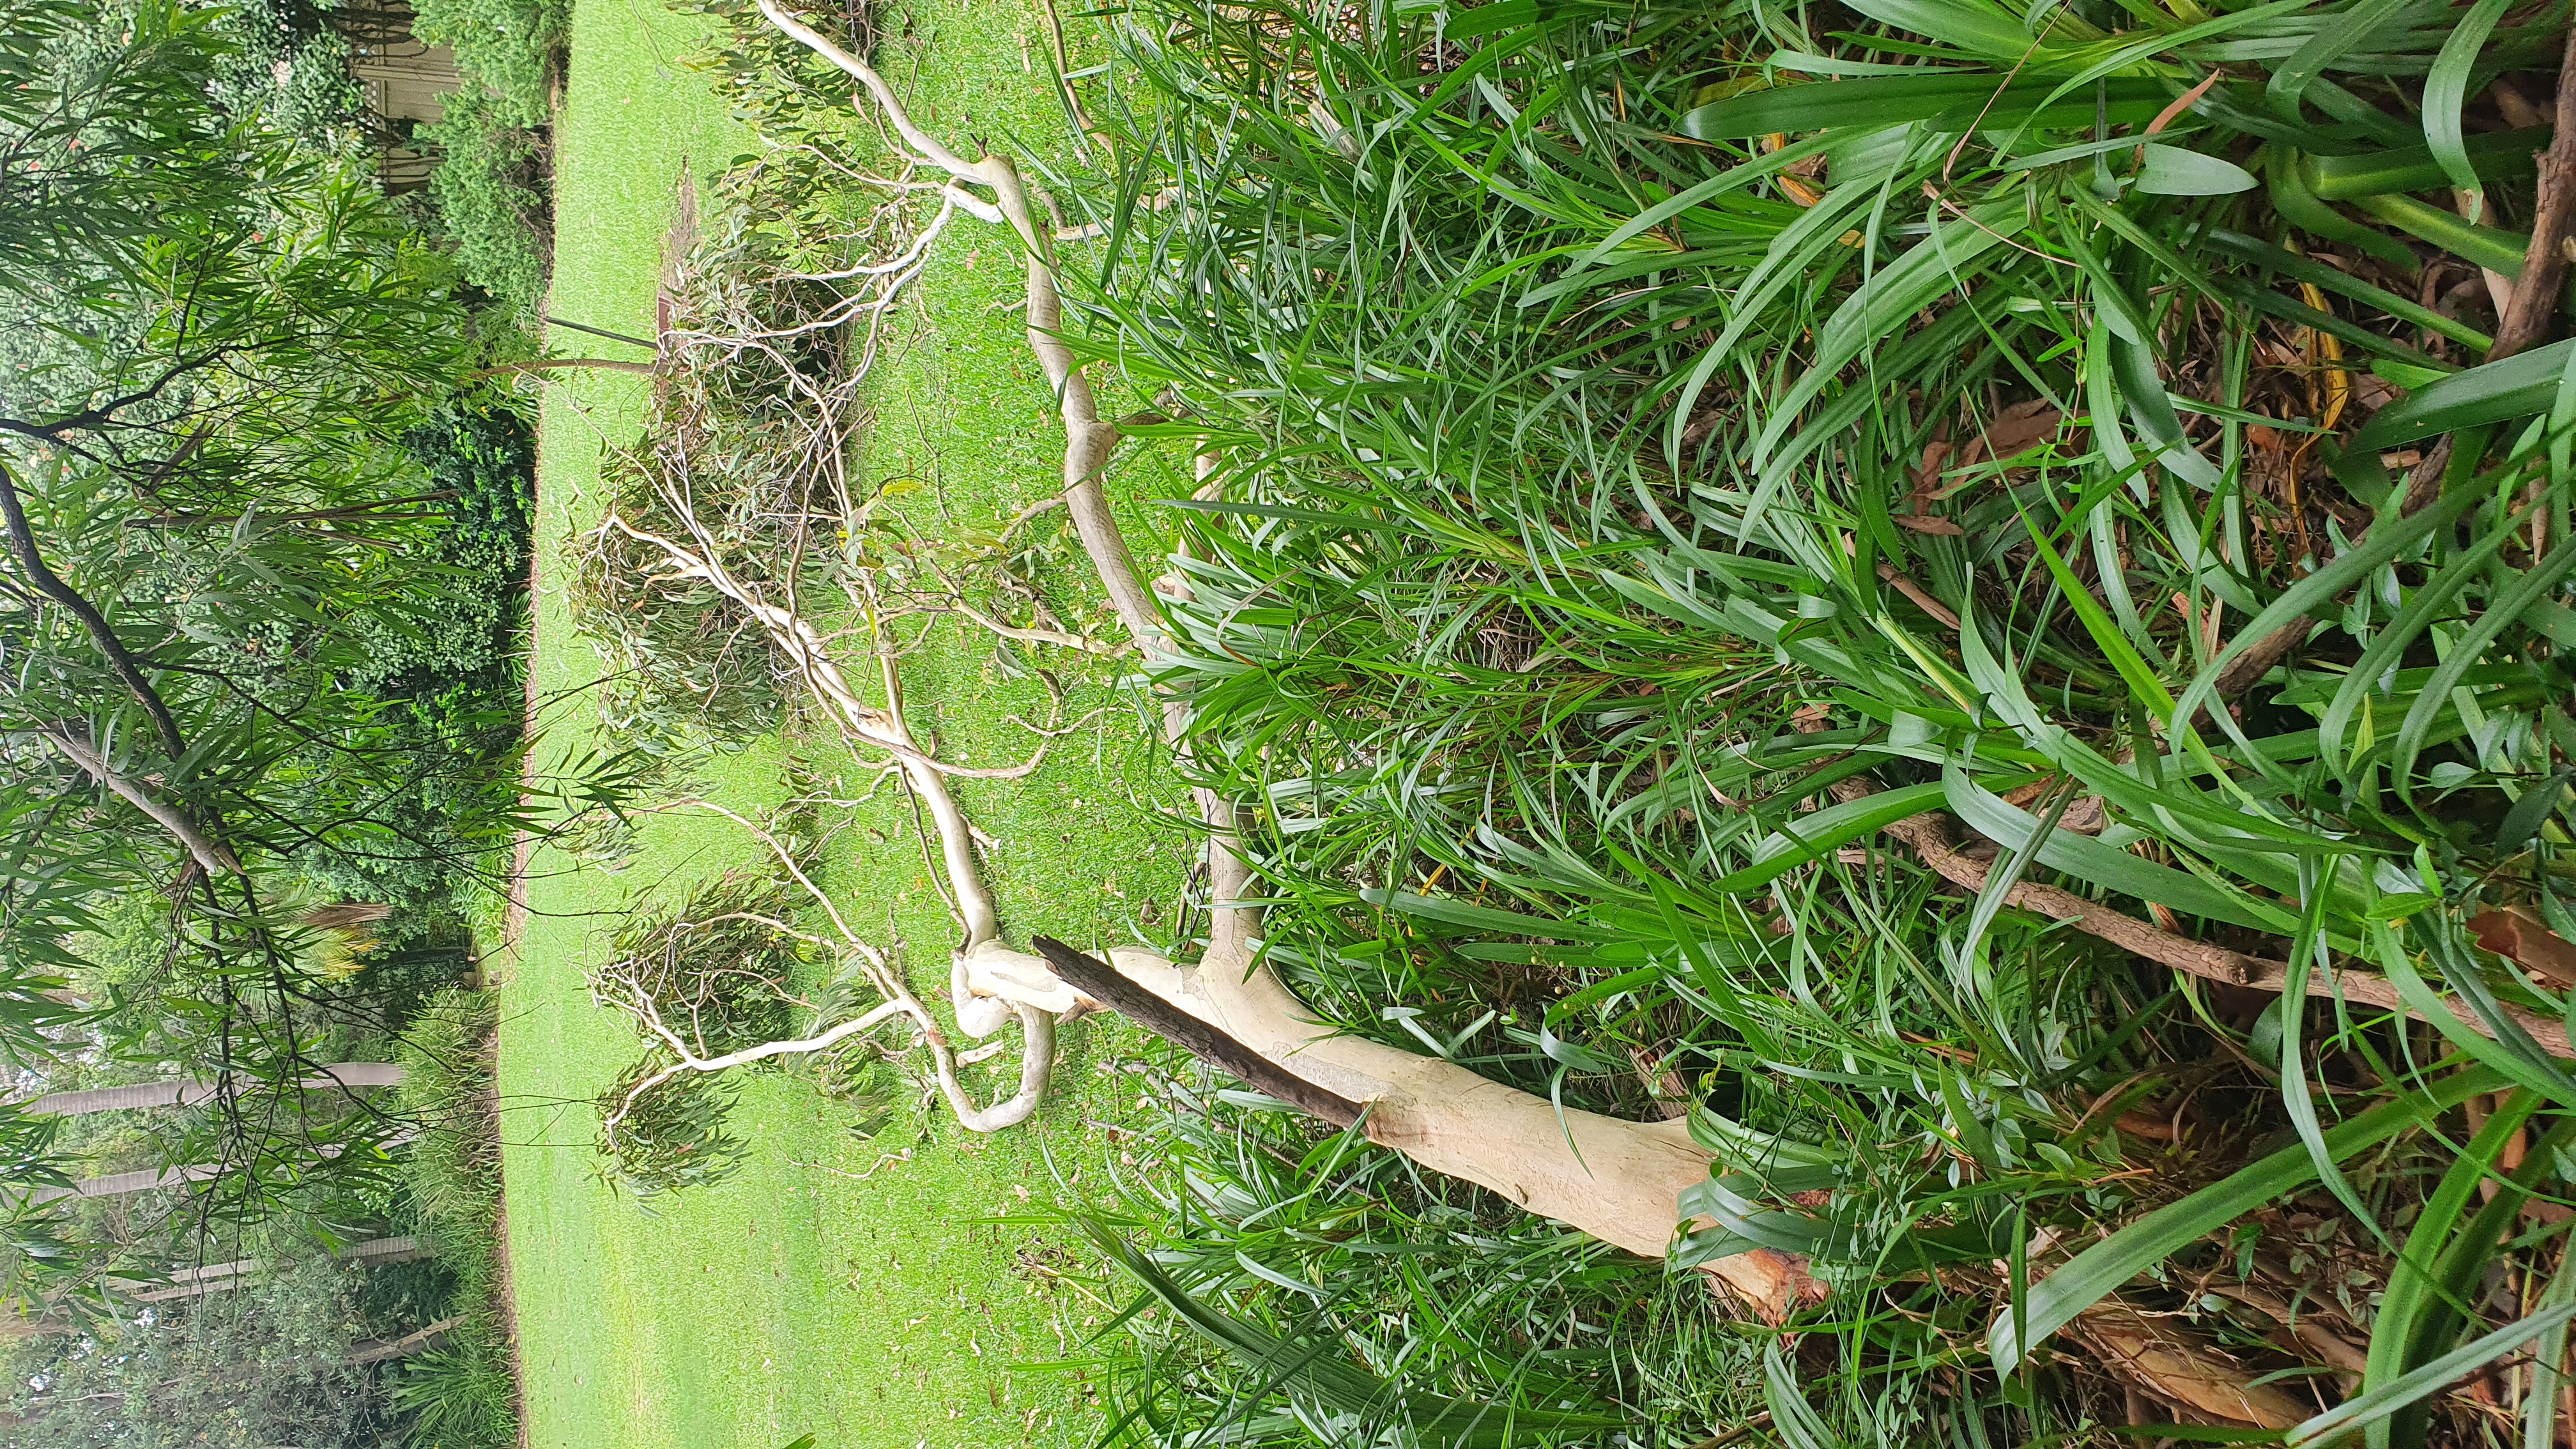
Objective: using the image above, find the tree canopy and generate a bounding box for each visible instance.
[0,0,541,1320]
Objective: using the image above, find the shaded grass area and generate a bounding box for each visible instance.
[498,1,1193,1445]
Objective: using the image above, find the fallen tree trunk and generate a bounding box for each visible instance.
[1023,936,1821,1316]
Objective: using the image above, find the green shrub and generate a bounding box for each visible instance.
[387,991,519,1449]
[421,88,551,319]
[390,1331,518,1449]
[3,1262,392,1448]
[395,988,502,1232]
[412,0,565,126]
[295,400,532,920]
[207,0,367,151]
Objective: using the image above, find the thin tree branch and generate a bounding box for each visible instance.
[0,346,247,443]
[545,314,659,351]
[1031,937,1365,1127]
[0,461,188,756]
[600,998,914,1139]
[36,728,240,876]
[467,357,656,379]
[1834,774,2575,1057]
[756,0,1172,656]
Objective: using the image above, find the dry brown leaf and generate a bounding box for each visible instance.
[2113,1110,2178,1141]
[2470,907,2576,990]
[2074,1301,2310,1429]
[1911,422,1954,514]
[1893,514,1965,535]
[1958,399,2064,471]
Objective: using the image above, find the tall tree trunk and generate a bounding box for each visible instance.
[8,1131,407,1209]
[16,1063,404,1117]
[19,1162,225,1206]
[118,1235,431,1303]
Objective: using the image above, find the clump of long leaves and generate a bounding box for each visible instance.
[1067,1067,1765,1449]
[1057,0,2576,1439]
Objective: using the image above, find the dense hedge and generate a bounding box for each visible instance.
[295,400,533,923]
[415,0,564,318]
[422,89,552,319]
[413,0,565,126]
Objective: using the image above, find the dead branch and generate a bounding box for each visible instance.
[1829,772,2576,1058]
[1032,935,1365,1126]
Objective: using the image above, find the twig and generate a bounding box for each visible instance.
[942,594,1128,656]
[1676,1413,1775,1449]
[2494,22,2576,361]
[600,999,915,1140]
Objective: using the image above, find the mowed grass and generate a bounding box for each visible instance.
[495,2,1195,1445]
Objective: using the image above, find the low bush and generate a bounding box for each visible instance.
[413,0,566,127]
[396,989,504,1232]
[421,88,553,320]
[390,1333,518,1449]
[390,989,519,1449]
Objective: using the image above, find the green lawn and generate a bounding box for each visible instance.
[496,2,1193,1445]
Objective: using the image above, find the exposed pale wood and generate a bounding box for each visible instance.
[19,1064,403,1117]
[345,1315,463,1365]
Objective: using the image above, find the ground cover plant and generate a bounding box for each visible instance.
[579,0,2576,1439]
[1026,0,2576,1439]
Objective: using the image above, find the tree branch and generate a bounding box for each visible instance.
[466,358,657,380]
[0,461,188,756]
[1031,936,1366,1127]
[1836,774,2575,1057]
[755,0,1174,658]
[37,727,240,875]
[0,346,247,444]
